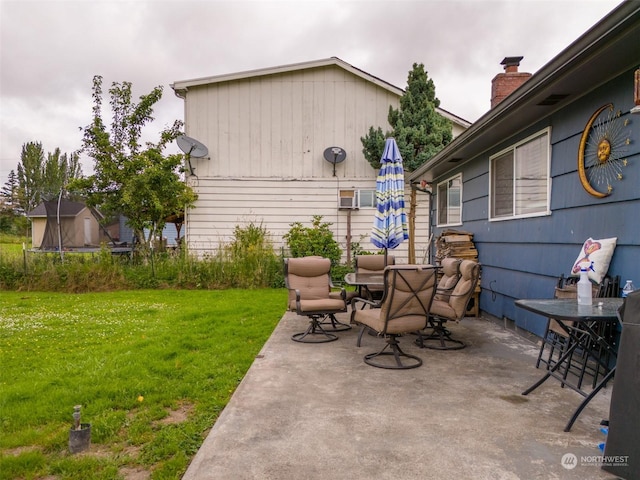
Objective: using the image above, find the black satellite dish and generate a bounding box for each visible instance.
[177,135,209,175]
[323,146,346,176]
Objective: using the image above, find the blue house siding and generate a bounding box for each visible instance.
[428,67,640,337]
[119,216,182,247]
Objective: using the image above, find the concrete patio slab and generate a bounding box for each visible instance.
[182,312,618,479]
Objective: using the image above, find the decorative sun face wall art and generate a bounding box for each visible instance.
[578,103,631,198]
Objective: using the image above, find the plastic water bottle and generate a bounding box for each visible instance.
[577,263,593,306]
[622,280,635,298]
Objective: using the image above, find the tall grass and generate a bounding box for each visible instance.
[0,289,286,479]
[0,223,284,292]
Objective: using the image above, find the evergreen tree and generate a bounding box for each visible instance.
[41,149,82,200]
[361,63,453,172]
[1,170,19,206]
[360,63,454,263]
[13,142,83,213]
[16,142,45,213]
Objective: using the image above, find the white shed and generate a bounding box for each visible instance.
[171,57,469,263]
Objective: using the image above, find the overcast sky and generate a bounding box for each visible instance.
[0,0,623,186]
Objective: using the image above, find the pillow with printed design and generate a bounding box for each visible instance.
[570,237,617,284]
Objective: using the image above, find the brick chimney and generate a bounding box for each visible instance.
[490,57,532,108]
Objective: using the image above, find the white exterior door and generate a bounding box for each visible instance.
[84,218,91,245]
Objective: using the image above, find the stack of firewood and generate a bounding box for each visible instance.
[435,229,478,262]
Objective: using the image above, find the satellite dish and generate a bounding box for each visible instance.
[177,135,209,175]
[323,146,346,176]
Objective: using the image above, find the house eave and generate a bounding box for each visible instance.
[409,1,640,183]
[171,56,404,96]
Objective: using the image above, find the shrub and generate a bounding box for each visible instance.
[283,215,341,266]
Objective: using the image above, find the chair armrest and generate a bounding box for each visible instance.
[350,296,380,310]
[295,289,302,313]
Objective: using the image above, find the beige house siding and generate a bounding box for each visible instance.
[183,66,399,180]
[174,58,466,264]
[185,177,432,263]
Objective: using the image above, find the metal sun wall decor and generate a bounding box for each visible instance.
[578,103,631,198]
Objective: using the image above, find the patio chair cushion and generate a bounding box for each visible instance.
[296,298,350,314]
[355,308,429,335]
[435,257,462,302]
[448,260,478,319]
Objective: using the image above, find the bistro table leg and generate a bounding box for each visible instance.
[564,366,616,432]
[522,339,581,395]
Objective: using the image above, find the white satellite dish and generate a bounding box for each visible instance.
[177,135,209,175]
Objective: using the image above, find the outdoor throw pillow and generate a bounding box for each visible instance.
[570,237,617,284]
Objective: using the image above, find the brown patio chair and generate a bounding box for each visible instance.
[354,254,395,301]
[350,265,438,369]
[416,259,480,350]
[434,257,462,302]
[284,256,349,343]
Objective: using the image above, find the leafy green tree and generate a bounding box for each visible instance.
[361,63,453,172]
[72,75,197,249]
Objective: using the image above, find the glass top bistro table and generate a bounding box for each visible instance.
[515,297,623,432]
[344,272,385,289]
[344,272,385,302]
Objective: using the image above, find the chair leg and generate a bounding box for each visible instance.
[319,313,351,332]
[416,318,465,350]
[364,335,422,369]
[356,325,367,347]
[292,315,338,343]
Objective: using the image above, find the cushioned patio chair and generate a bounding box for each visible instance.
[284,256,349,343]
[434,257,462,302]
[350,265,438,369]
[354,254,395,301]
[416,259,480,350]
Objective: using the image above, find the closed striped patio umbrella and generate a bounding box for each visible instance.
[370,138,409,263]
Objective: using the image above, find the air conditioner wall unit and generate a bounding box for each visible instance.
[338,190,358,209]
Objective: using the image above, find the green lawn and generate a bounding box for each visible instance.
[0,239,28,259]
[0,289,287,479]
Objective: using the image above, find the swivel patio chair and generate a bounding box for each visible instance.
[434,257,462,302]
[284,256,349,343]
[416,259,480,350]
[351,265,438,369]
[354,254,395,301]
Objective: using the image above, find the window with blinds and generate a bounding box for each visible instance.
[490,128,550,220]
[437,173,462,227]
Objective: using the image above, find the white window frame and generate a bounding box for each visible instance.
[358,189,377,208]
[436,173,463,227]
[489,128,551,221]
